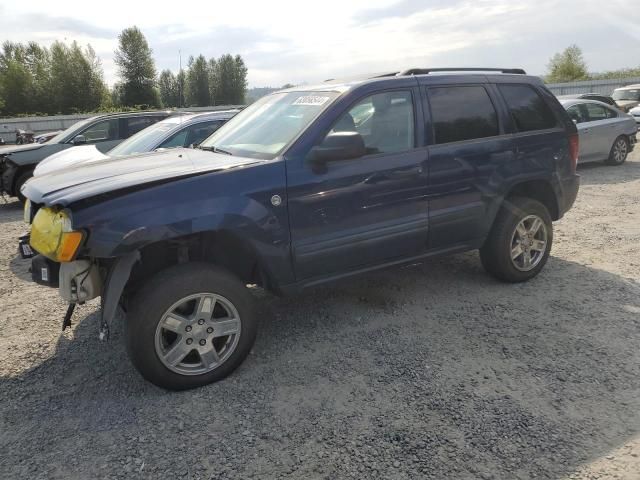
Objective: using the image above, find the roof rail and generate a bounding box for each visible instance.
[323,71,400,83]
[398,68,526,76]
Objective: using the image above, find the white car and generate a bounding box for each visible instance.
[629,105,640,125]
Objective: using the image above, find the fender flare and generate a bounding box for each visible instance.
[99,251,140,341]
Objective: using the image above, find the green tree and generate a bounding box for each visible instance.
[185,55,211,106]
[232,55,248,104]
[215,54,236,105]
[159,69,180,107]
[0,42,33,115]
[49,41,107,113]
[207,58,217,104]
[546,45,589,83]
[114,26,160,107]
[590,67,640,80]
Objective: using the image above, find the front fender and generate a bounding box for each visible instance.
[72,161,294,285]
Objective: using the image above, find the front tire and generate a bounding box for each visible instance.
[605,136,629,166]
[480,197,553,283]
[125,262,258,390]
[15,170,33,204]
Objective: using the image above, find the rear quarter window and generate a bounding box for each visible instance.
[427,85,499,144]
[498,84,558,132]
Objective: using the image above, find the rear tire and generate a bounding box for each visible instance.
[125,262,258,390]
[605,136,629,166]
[480,197,553,283]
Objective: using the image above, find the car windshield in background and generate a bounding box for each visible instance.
[612,89,640,101]
[109,121,178,156]
[45,117,99,144]
[200,91,339,159]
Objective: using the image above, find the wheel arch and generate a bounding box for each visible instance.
[123,229,278,299]
[503,179,560,221]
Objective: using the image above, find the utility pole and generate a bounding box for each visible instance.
[178,50,182,108]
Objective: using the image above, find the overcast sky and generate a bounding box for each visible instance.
[0,0,638,88]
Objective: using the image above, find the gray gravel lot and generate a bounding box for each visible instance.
[1,153,640,479]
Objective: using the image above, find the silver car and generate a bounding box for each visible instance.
[559,99,637,165]
[34,110,239,176]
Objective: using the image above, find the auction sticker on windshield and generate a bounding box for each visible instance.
[292,96,330,106]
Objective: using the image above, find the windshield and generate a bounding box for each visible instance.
[200,91,339,159]
[46,116,99,144]
[612,89,640,101]
[109,118,185,156]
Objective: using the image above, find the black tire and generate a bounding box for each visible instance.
[479,197,553,283]
[125,262,258,390]
[605,136,629,166]
[14,170,33,204]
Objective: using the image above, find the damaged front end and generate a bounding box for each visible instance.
[25,201,139,338]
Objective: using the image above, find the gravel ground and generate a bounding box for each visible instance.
[1,152,640,480]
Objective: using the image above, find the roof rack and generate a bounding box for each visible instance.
[398,68,526,76]
[323,71,400,83]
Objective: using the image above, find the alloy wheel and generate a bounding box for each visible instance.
[510,214,548,272]
[613,138,628,164]
[154,293,241,376]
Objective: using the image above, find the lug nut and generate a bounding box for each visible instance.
[207,327,213,334]
[186,338,193,345]
[185,326,192,332]
[199,339,206,346]
[198,319,205,325]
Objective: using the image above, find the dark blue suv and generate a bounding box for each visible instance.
[22,68,580,390]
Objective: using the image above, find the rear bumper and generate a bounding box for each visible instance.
[558,174,580,218]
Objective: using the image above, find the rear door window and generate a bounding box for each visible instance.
[584,103,610,122]
[80,119,119,143]
[566,105,586,124]
[498,84,558,132]
[126,116,161,137]
[158,121,225,149]
[186,121,224,146]
[427,86,499,144]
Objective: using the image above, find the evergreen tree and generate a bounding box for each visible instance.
[159,69,180,107]
[185,55,211,106]
[114,26,160,107]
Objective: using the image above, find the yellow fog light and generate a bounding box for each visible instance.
[30,207,84,262]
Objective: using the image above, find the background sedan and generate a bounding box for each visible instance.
[34,110,238,176]
[559,99,637,165]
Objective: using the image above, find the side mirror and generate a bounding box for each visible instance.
[72,135,87,145]
[572,119,578,125]
[308,131,366,164]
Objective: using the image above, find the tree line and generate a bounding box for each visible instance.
[546,44,640,83]
[0,26,248,117]
[158,53,247,108]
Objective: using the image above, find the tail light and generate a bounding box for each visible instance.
[568,133,579,173]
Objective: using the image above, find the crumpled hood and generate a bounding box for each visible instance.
[34,145,108,176]
[23,148,263,206]
[0,142,45,156]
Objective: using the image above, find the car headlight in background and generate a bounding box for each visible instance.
[30,207,83,262]
[23,198,32,224]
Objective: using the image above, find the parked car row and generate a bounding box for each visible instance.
[17,67,584,390]
[1,110,175,201]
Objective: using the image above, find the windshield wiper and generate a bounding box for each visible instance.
[200,145,233,156]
